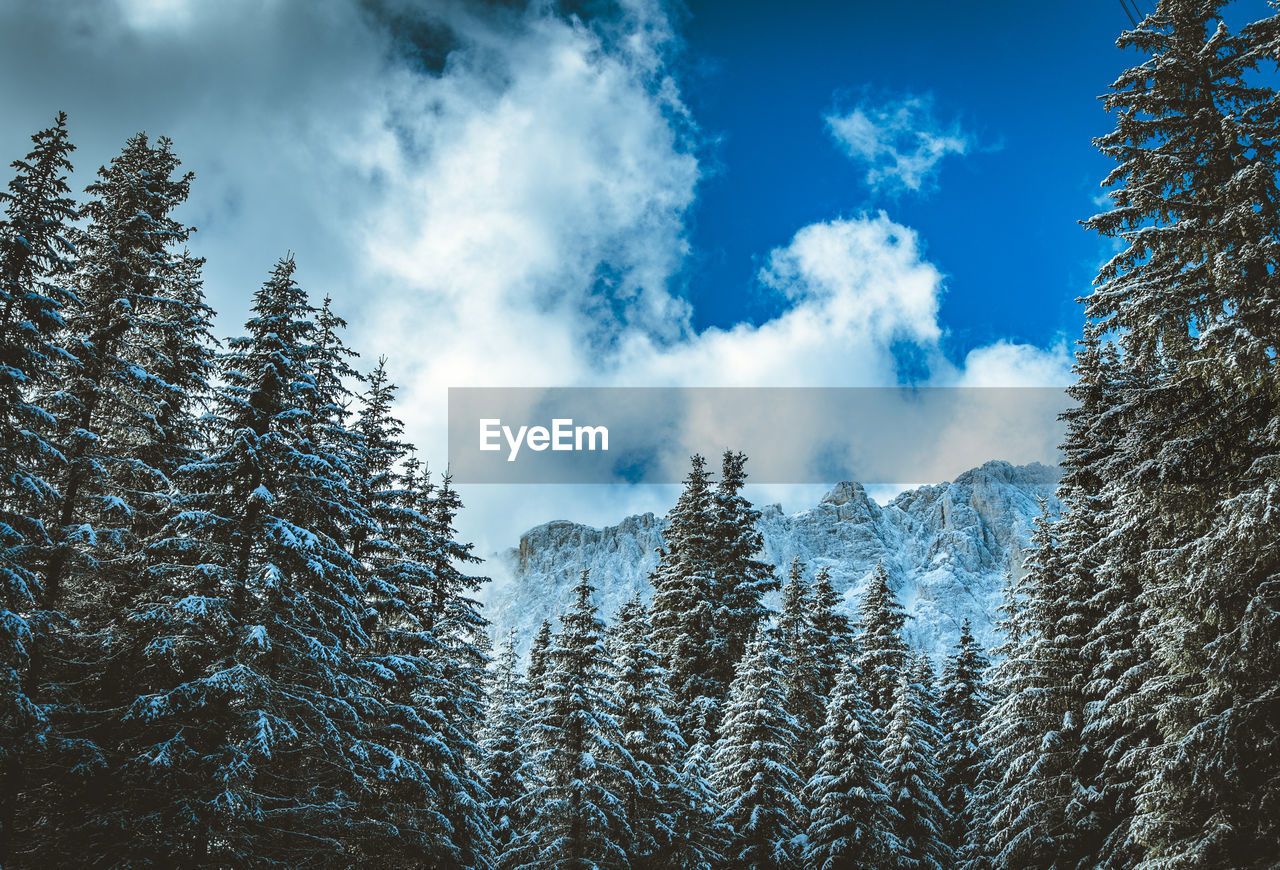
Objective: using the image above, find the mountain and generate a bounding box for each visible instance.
[479,460,1060,659]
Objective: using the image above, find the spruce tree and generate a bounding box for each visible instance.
[609,594,688,869]
[482,631,529,867]
[0,113,77,867]
[1082,3,1280,865]
[854,561,909,715]
[972,503,1084,870]
[937,620,991,864]
[509,571,630,869]
[114,256,388,864]
[711,628,804,870]
[668,710,728,870]
[776,558,825,783]
[30,131,215,862]
[803,655,902,870]
[809,565,854,700]
[710,450,777,688]
[649,454,721,737]
[882,656,950,870]
[40,132,196,605]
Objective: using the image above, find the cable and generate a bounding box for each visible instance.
[1117,0,1140,27]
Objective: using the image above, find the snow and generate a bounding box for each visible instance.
[482,461,1060,660]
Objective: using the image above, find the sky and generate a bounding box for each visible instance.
[0,0,1268,559]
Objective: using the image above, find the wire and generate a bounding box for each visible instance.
[1117,0,1140,28]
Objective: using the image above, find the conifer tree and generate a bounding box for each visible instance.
[528,618,553,684]
[711,628,804,870]
[112,256,392,865]
[937,620,991,864]
[882,657,950,870]
[710,450,777,687]
[609,595,689,869]
[809,565,854,699]
[0,113,77,867]
[30,131,215,861]
[1081,3,1280,865]
[649,454,720,737]
[972,503,1084,870]
[776,558,825,782]
[803,655,901,870]
[40,132,196,604]
[482,631,529,867]
[854,561,909,715]
[509,571,630,869]
[668,709,728,870]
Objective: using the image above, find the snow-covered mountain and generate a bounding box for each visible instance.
[480,460,1060,660]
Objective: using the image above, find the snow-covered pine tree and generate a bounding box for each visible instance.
[803,654,902,870]
[28,131,216,861]
[508,571,631,869]
[668,708,728,870]
[776,558,825,783]
[649,453,722,738]
[342,359,493,868]
[971,502,1085,870]
[710,450,777,691]
[854,561,909,716]
[1082,3,1280,865]
[0,113,77,868]
[882,656,950,870]
[400,462,493,870]
[808,565,854,699]
[481,631,529,867]
[528,618,553,684]
[114,255,394,865]
[1056,325,1155,870]
[608,594,690,869]
[937,620,991,864]
[711,627,804,870]
[39,132,196,605]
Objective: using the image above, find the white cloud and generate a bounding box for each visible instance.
[826,94,970,195]
[0,0,1069,560]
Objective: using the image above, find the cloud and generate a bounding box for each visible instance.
[0,0,1067,560]
[826,93,970,195]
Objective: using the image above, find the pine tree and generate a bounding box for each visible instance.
[711,628,804,870]
[937,620,991,864]
[113,256,391,864]
[400,463,493,869]
[346,358,493,868]
[1081,2,1280,865]
[528,618,553,684]
[609,594,690,869]
[649,454,721,737]
[803,655,902,870]
[40,132,196,605]
[27,131,216,862]
[854,561,909,715]
[0,113,77,867]
[482,631,529,867]
[776,558,825,783]
[668,710,728,870]
[508,571,631,869]
[882,656,950,870]
[710,450,777,689]
[972,503,1084,870]
[809,565,854,700]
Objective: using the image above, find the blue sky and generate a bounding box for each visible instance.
[0,0,1271,550]
[677,0,1145,357]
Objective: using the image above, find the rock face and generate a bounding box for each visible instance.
[480,460,1060,660]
